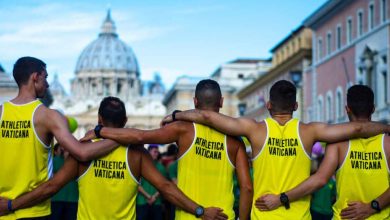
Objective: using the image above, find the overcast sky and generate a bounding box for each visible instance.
[0,0,327,92]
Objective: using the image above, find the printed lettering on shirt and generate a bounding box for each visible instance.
[1,120,31,138]
[267,137,298,157]
[349,151,383,170]
[194,137,223,160]
[93,159,127,179]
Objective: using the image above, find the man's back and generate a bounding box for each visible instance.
[251,117,311,220]
[77,145,139,220]
[175,123,238,220]
[333,134,390,220]
[0,100,52,219]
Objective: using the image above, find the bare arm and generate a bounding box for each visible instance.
[310,121,390,143]
[235,141,253,220]
[163,109,259,142]
[376,189,390,211]
[81,122,184,146]
[140,152,227,219]
[256,144,338,211]
[0,157,78,214]
[47,110,119,161]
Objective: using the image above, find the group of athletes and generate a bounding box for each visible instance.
[0,56,389,220]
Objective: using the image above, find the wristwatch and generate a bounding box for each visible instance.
[172,110,182,122]
[94,124,103,138]
[194,206,204,218]
[280,192,290,209]
[371,200,381,212]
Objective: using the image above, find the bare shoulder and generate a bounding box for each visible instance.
[165,120,194,137]
[174,120,194,129]
[299,121,323,137]
[35,105,65,124]
[35,104,53,119]
[246,120,266,141]
[256,120,267,132]
[383,134,390,154]
[326,140,348,155]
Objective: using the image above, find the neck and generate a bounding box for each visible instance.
[11,87,37,104]
[271,113,293,125]
[198,107,219,113]
[351,117,371,122]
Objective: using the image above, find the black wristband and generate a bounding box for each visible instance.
[194,206,204,218]
[7,200,13,212]
[172,110,182,122]
[94,124,103,138]
[280,192,290,209]
[371,200,381,212]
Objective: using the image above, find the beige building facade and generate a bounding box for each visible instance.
[163,59,272,117]
[237,26,312,121]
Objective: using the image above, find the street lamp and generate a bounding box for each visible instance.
[289,71,302,87]
[238,103,247,116]
[289,71,303,120]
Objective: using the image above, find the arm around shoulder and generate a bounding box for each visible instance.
[309,121,390,143]
[45,110,118,161]
[11,156,78,211]
[176,109,258,138]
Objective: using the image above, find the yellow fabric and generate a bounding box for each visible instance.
[251,118,311,220]
[176,123,235,220]
[333,134,390,220]
[77,145,138,220]
[0,100,52,219]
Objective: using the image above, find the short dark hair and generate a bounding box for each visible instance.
[269,80,297,113]
[148,144,159,151]
[347,85,374,118]
[13,57,46,86]
[195,79,222,108]
[98,96,127,128]
[166,144,178,156]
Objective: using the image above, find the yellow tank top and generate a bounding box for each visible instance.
[0,100,52,220]
[251,118,311,220]
[333,134,390,220]
[77,145,139,220]
[176,123,235,220]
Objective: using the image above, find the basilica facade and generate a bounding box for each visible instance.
[50,10,166,138]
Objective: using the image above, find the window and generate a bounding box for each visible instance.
[104,83,110,96]
[318,96,324,122]
[326,32,332,55]
[358,10,364,36]
[347,17,353,43]
[335,88,343,121]
[292,41,295,52]
[286,46,290,57]
[384,71,388,104]
[318,38,323,60]
[381,0,387,23]
[117,82,122,94]
[336,25,342,49]
[326,92,333,123]
[369,2,375,30]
